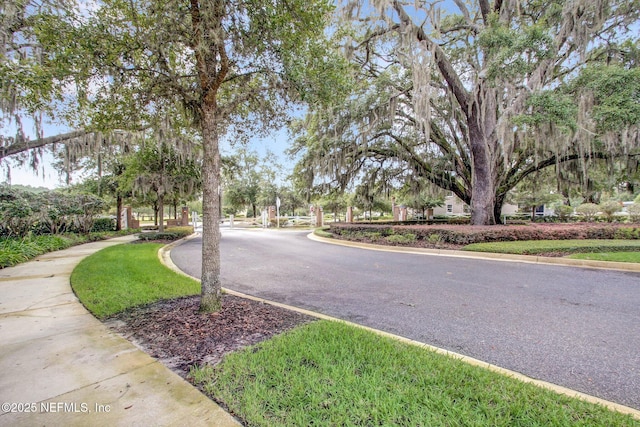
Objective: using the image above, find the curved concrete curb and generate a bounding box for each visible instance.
[163,235,640,420]
[307,232,640,273]
[0,235,240,427]
[158,232,202,271]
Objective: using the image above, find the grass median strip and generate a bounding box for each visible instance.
[71,243,200,318]
[568,252,640,263]
[463,239,640,256]
[191,320,638,426]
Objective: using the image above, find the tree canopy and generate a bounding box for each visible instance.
[2,0,342,311]
[291,0,640,224]
[122,137,201,233]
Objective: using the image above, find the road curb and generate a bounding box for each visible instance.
[163,234,640,420]
[157,232,201,273]
[307,232,640,272]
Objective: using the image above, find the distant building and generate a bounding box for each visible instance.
[530,205,555,217]
[430,194,519,218]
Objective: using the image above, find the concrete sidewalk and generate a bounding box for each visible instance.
[0,236,240,427]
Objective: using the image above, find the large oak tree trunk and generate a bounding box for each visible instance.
[469,143,497,225]
[468,88,499,226]
[199,103,223,312]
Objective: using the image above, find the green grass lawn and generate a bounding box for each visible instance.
[191,320,638,426]
[568,252,640,263]
[70,243,200,318]
[463,239,640,256]
[72,242,639,425]
[313,227,333,238]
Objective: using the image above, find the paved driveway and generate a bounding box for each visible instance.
[171,228,640,410]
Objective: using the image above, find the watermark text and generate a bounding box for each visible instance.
[2,401,111,414]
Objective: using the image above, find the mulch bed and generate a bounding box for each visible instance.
[129,239,177,245]
[106,294,314,377]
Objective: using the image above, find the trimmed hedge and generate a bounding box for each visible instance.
[137,226,194,242]
[328,223,640,246]
[90,217,116,232]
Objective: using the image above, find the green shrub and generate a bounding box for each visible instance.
[91,217,116,232]
[628,203,640,222]
[166,226,194,236]
[385,233,416,244]
[364,232,383,242]
[0,235,74,268]
[31,235,70,251]
[447,217,471,225]
[329,222,640,246]
[137,226,192,241]
[0,186,109,237]
[576,203,600,221]
[341,228,391,242]
[0,229,140,268]
[554,205,573,221]
[0,186,37,237]
[0,239,30,267]
[138,232,181,241]
[614,227,640,239]
[599,201,622,222]
[428,233,443,244]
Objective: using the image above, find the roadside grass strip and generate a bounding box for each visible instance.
[568,252,640,263]
[463,239,640,255]
[190,321,638,427]
[313,227,333,239]
[71,243,200,318]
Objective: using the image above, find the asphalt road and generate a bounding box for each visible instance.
[171,228,640,410]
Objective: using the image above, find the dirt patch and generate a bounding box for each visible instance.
[106,295,314,376]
